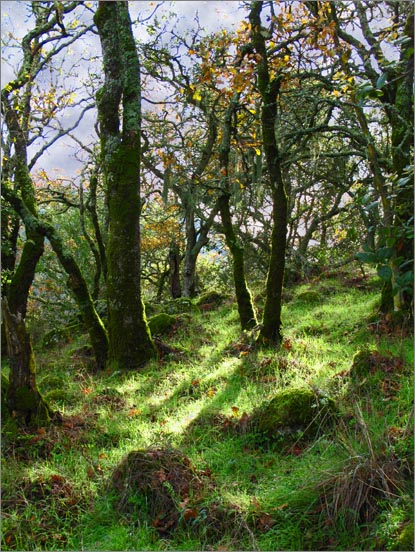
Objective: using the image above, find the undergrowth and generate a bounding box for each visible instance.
[1,274,413,551]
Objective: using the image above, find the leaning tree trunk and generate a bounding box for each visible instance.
[2,299,53,426]
[218,194,258,330]
[3,186,109,370]
[250,2,288,345]
[95,1,155,369]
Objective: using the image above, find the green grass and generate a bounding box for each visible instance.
[2,275,413,550]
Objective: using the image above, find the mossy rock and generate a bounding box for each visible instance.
[148,313,177,336]
[196,291,229,308]
[350,349,378,379]
[164,298,200,315]
[145,302,161,317]
[394,521,414,551]
[251,387,337,444]
[44,389,68,403]
[296,290,322,304]
[38,374,66,392]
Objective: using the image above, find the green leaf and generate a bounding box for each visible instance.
[356,251,377,264]
[377,265,393,281]
[377,246,393,262]
[376,73,388,89]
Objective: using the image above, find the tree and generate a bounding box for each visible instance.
[1,1,107,424]
[94,0,156,369]
[248,1,289,345]
[218,92,258,330]
[307,0,413,315]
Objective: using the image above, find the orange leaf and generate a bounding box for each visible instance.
[282,339,293,350]
[207,388,216,397]
[128,408,142,417]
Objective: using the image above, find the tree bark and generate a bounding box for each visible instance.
[3,186,109,370]
[218,93,257,330]
[250,1,288,345]
[169,241,182,298]
[2,299,53,426]
[95,1,155,369]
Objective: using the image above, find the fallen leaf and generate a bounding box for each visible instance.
[183,508,198,521]
[231,406,239,417]
[128,408,142,417]
[282,338,293,350]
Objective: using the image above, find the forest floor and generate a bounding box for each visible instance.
[1,272,414,551]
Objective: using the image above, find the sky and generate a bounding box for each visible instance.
[1,1,247,179]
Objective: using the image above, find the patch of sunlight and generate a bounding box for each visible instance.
[203,356,242,381]
[164,401,205,434]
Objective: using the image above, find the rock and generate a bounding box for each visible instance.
[196,291,229,308]
[251,387,337,444]
[164,298,200,315]
[148,313,177,336]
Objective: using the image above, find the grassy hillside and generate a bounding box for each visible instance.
[2,274,413,551]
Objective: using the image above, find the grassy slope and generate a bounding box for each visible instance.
[1,275,413,551]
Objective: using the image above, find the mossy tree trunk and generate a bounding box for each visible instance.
[388,12,413,315]
[249,2,288,345]
[218,94,257,330]
[2,299,53,426]
[169,241,182,299]
[95,1,155,369]
[3,185,109,370]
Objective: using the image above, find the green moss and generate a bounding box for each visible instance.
[196,291,228,307]
[251,387,337,443]
[165,298,200,315]
[1,373,9,420]
[11,386,52,425]
[296,290,321,304]
[394,522,414,551]
[148,313,177,336]
[43,389,68,403]
[350,349,377,379]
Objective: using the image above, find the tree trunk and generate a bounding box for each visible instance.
[219,194,258,330]
[218,93,257,330]
[2,299,53,426]
[95,1,155,369]
[250,1,288,345]
[182,204,198,298]
[3,186,109,370]
[169,242,182,298]
[389,13,414,314]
